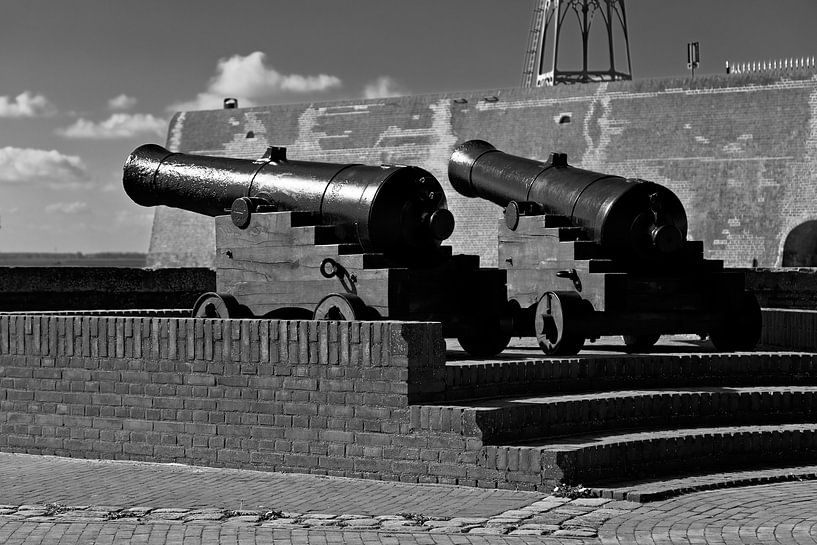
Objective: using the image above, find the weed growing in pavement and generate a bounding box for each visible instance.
[104,510,136,521]
[552,484,594,499]
[257,508,284,521]
[42,503,68,516]
[397,512,430,524]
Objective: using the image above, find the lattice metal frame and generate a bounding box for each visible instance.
[522,0,632,87]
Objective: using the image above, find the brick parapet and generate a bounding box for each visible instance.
[761,308,817,351]
[0,315,541,489]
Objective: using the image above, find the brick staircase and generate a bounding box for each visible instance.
[415,351,817,490]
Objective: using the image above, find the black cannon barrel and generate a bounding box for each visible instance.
[449,140,688,258]
[124,144,455,255]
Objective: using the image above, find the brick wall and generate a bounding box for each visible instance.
[744,268,817,310]
[149,71,817,269]
[0,315,544,488]
[761,309,817,351]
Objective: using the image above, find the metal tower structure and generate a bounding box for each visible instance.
[521,0,632,87]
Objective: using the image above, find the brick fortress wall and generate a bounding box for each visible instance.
[148,71,817,269]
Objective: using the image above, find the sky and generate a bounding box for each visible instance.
[1,0,816,253]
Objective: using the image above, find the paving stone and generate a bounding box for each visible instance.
[380,520,422,528]
[422,519,464,528]
[604,500,642,510]
[301,513,337,520]
[375,515,406,521]
[222,515,262,524]
[553,506,595,516]
[486,517,523,525]
[570,497,612,507]
[184,513,227,521]
[527,513,573,525]
[337,514,369,520]
[448,517,488,525]
[123,507,153,516]
[342,518,380,527]
[22,516,59,523]
[148,511,188,520]
[428,526,468,534]
[519,523,561,532]
[259,521,303,529]
[260,517,297,525]
[554,528,598,538]
[301,518,339,526]
[497,509,534,518]
[468,526,509,535]
[509,529,547,535]
[17,510,47,518]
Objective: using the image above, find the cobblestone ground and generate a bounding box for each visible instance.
[599,480,817,544]
[3,453,817,544]
[0,454,627,544]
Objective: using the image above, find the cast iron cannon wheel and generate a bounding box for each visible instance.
[623,334,661,352]
[192,292,246,318]
[313,293,369,321]
[457,329,511,358]
[535,291,587,356]
[709,292,762,351]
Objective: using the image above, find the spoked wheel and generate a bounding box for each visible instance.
[535,291,587,356]
[710,292,762,351]
[622,334,661,353]
[313,293,369,321]
[192,292,244,318]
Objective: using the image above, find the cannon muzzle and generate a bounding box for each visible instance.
[124,144,454,255]
[449,140,687,259]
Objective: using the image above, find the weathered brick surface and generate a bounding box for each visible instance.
[152,71,817,269]
[744,268,817,309]
[4,312,817,491]
[762,308,817,351]
[0,315,473,485]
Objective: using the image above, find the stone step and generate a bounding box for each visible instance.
[440,352,817,402]
[589,464,817,502]
[521,423,817,485]
[414,386,817,443]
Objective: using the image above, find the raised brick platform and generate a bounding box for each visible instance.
[1,313,816,492]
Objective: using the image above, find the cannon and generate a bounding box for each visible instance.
[449,140,761,355]
[124,144,510,357]
[125,144,456,257]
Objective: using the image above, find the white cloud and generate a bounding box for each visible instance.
[0,147,89,187]
[45,201,89,215]
[363,76,408,99]
[56,113,167,139]
[0,91,57,118]
[108,94,138,110]
[170,51,342,111]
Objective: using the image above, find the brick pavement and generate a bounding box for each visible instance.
[3,453,817,544]
[598,480,817,544]
[0,453,617,544]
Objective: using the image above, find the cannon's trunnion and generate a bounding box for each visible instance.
[449,140,762,356]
